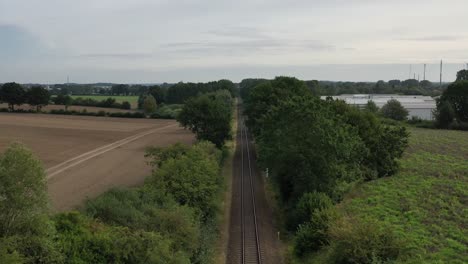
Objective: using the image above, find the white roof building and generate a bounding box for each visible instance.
[321,94,436,120]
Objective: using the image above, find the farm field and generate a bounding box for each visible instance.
[308,128,468,263]
[0,113,194,211]
[70,95,139,108]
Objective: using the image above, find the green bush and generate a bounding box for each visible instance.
[54,211,190,264]
[146,141,222,218]
[150,104,183,119]
[294,207,338,256]
[326,217,407,264]
[290,192,333,230]
[85,188,200,255]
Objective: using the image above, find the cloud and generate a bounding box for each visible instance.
[399,35,463,41]
[78,53,154,59]
[0,24,49,60]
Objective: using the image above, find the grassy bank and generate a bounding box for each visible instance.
[303,128,468,263]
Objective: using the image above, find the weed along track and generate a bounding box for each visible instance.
[227,111,281,264]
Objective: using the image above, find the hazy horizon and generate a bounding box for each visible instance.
[1,0,467,83]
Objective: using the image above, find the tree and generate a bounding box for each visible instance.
[177,91,233,148]
[0,82,26,111]
[388,80,401,88]
[434,100,456,129]
[143,95,157,114]
[244,76,311,136]
[420,80,432,88]
[147,141,222,217]
[380,99,408,121]
[149,85,166,104]
[111,84,129,95]
[456,69,468,81]
[365,100,379,113]
[402,79,419,88]
[121,101,131,110]
[0,143,48,237]
[438,80,468,123]
[26,86,50,111]
[52,94,73,110]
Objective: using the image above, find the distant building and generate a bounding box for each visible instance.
[321,94,436,120]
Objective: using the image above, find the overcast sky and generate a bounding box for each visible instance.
[1,0,467,83]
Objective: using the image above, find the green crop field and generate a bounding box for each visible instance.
[313,128,468,263]
[70,95,139,105]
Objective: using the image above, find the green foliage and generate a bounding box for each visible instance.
[120,101,131,110]
[146,141,222,218]
[85,188,200,256]
[52,94,73,110]
[148,85,166,104]
[331,101,409,178]
[0,143,63,264]
[0,143,48,237]
[0,238,24,263]
[143,94,157,114]
[326,217,407,264]
[244,76,310,136]
[380,99,409,121]
[177,90,233,147]
[150,104,183,119]
[257,94,366,204]
[243,76,410,261]
[294,207,338,256]
[437,80,468,127]
[365,100,379,113]
[0,82,26,110]
[166,80,236,104]
[309,128,468,263]
[26,86,50,111]
[239,78,268,100]
[456,69,468,81]
[54,211,190,264]
[145,142,190,168]
[291,192,333,230]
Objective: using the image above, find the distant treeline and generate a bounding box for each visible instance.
[240,78,449,98]
[53,95,131,110]
[49,80,238,105]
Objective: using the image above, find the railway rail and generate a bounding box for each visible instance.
[239,117,262,264]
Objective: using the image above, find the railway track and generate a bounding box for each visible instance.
[239,117,262,264]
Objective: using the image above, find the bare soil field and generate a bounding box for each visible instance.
[0,113,194,211]
[0,103,136,113]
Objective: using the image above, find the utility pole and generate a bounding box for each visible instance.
[423,64,426,81]
[439,60,443,89]
[409,64,412,79]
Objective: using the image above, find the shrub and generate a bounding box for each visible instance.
[327,217,408,264]
[53,211,190,264]
[294,207,338,256]
[380,99,409,121]
[290,191,333,230]
[146,141,222,218]
[121,101,131,110]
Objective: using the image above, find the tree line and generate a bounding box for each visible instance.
[0,83,50,111]
[242,77,410,262]
[0,88,234,263]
